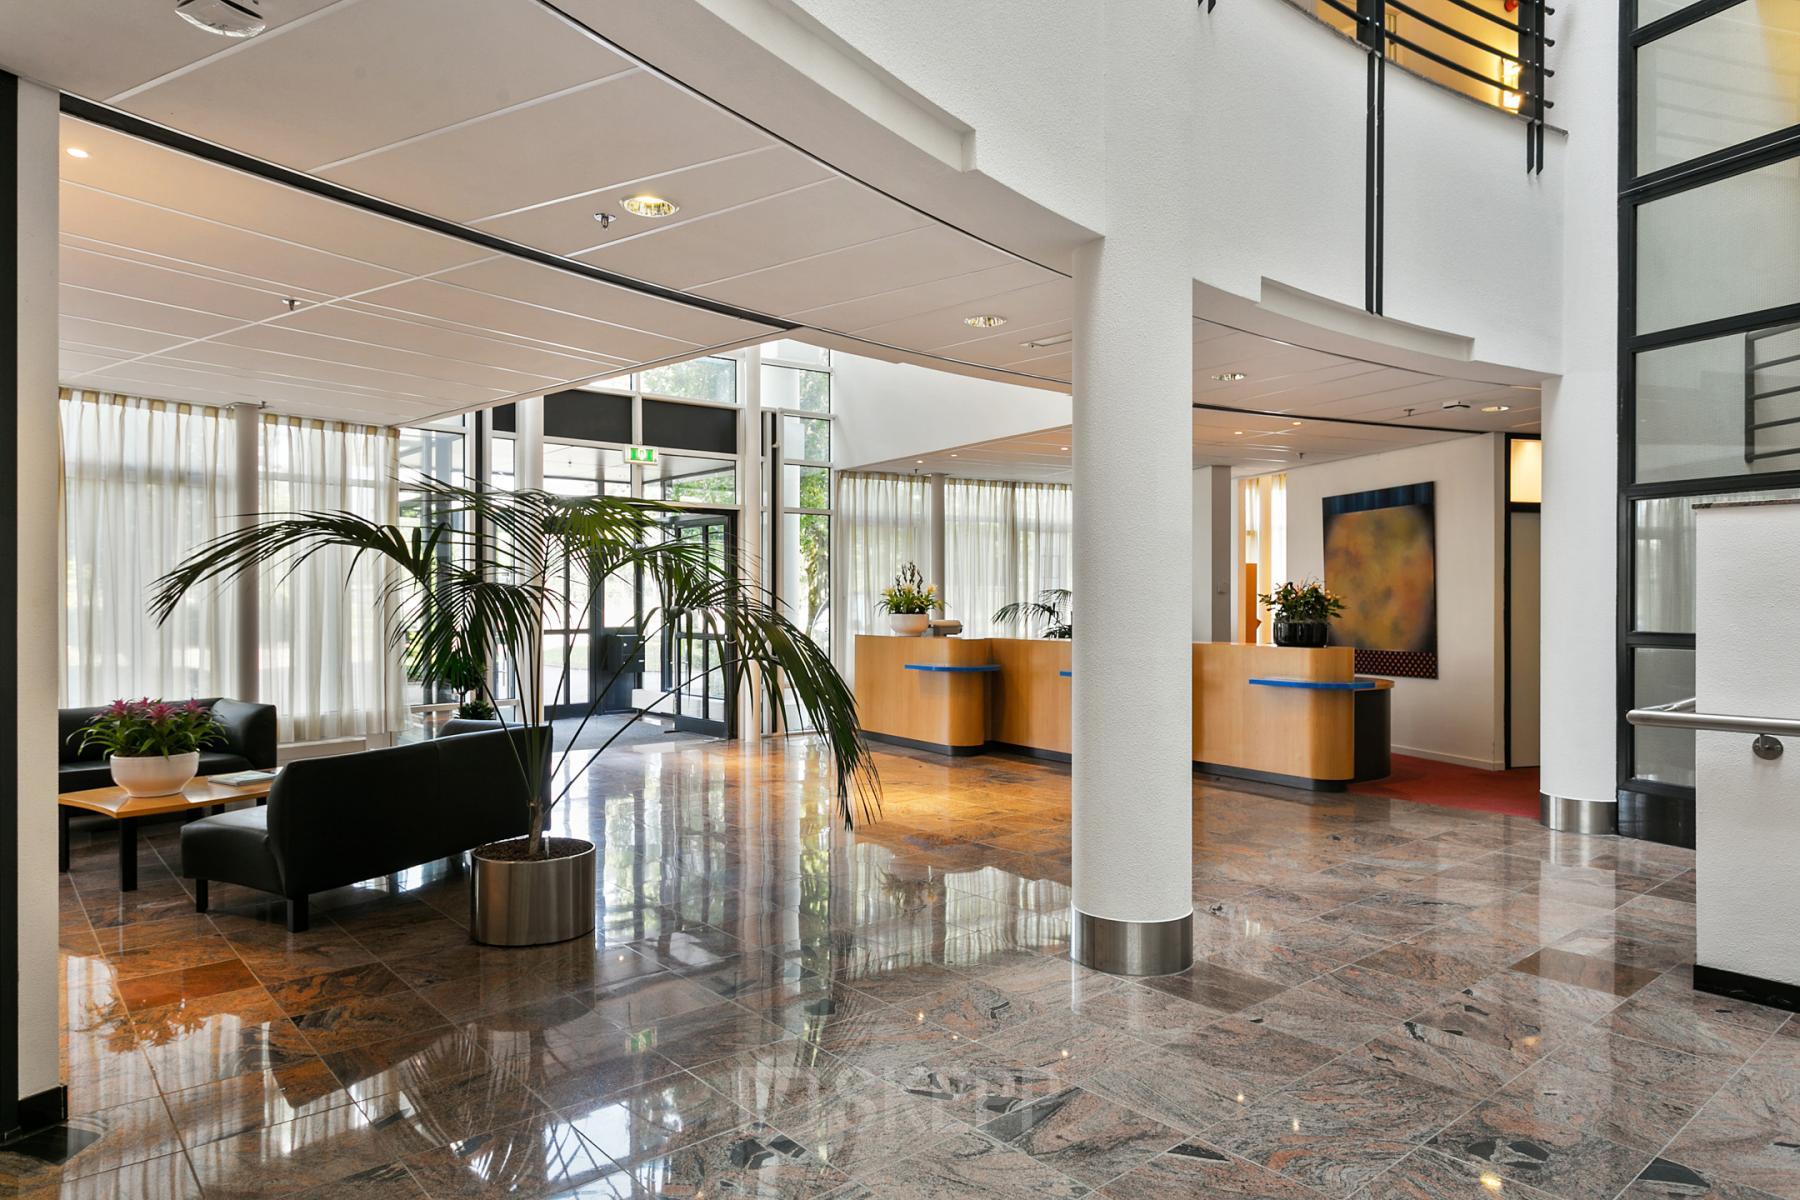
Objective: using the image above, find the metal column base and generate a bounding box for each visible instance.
[1539,792,1617,835]
[1071,908,1194,976]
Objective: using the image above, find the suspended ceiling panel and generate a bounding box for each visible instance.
[55,117,779,423]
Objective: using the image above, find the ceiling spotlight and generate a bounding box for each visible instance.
[915,459,924,464]
[1020,332,1072,349]
[964,315,1007,328]
[65,147,90,160]
[1233,430,1245,436]
[1482,404,1512,413]
[1213,372,1248,382]
[592,211,616,229]
[1442,399,1472,411]
[1059,446,1069,452]
[175,0,267,38]
[1291,420,1303,426]
[949,453,958,458]
[620,195,679,218]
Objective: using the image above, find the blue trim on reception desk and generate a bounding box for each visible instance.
[1249,676,1383,691]
[903,663,1001,673]
[1059,670,1071,677]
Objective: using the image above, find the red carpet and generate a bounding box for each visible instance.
[1349,753,1541,819]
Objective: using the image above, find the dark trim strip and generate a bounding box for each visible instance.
[0,70,20,1138]
[1631,301,1800,354]
[987,742,1073,764]
[1616,785,1696,847]
[1194,762,1350,792]
[1624,122,1800,202]
[14,1086,65,1133]
[1693,963,1800,1014]
[863,731,986,757]
[57,96,798,335]
[1190,400,1488,437]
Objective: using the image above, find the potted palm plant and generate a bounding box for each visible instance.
[992,588,1073,639]
[151,479,878,947]
[877,562,941,635]
[1258,579,1346,647]
[72,698,226,797]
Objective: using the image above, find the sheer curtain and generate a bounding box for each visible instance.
[835,472,928,665]
[259,415,405,742]
[945,479,1072,637]
[59,389,238,705]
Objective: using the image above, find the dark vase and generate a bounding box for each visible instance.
[1273,618,1330,648]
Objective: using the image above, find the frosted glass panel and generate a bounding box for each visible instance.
[1633,647,1697,786]
[1636,157,1800,333]
[1635,323,1800,483]
[1637,0,1800,174]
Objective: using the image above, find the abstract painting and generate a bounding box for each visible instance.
[1322,482,1438,679]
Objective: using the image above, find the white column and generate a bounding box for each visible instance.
[1070,3,1196,975]
[928,473,947,608]
[12,74,62,1119]
[1539,0,1618,832]
[232,403,260,702]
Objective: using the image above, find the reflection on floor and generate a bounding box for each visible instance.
[18,737,1793,1199]
[1348,754,1542,820]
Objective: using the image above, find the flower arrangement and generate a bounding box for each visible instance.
[1258,580,1346,624]
[877,562,943,616]
[73,699,226,759]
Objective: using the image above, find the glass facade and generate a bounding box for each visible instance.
[1621,0,1800,835]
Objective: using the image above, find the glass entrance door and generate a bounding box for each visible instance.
[662,510,737,736]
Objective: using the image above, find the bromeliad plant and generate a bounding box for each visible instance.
[1258,579,1346,624]
[876,562,942,616]
[992,588,1073,639]
[74,699,225,759]
[150,480,881,852]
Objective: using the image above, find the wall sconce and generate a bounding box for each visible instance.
[1501,58,1523,111]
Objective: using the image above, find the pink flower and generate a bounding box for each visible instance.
[107,699,130,716]
[146,703,174,722]
[184,700,206,714]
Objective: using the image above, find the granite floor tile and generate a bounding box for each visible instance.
[1354,1147,1561,1200]
[1098,1141,1331,1199]
[614,1121,850,1199]
[770,1078,964,1179]
[290,990,452,1057]
[558,1071,752,1163]
[1619,1156,1789,1199]
[1140,961,1286,1016]
[161,1058,357,1147]
[686,1042,871,1116]
[1430,1097,1659,1200]
[880,1127,1088,1200]
[185,1103,410,1199]
[1661,1066,1800,1200]
[0,1149,202,1200]
[399,1111,626,1198]
[979,1085,1183,1188]
[1510,948,1663,999]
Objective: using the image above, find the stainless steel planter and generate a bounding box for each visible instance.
[469,840,596,947]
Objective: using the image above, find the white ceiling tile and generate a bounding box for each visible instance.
[583,177,925,290]
[61,242,301,324]
[120,0,634,169]
[482,146,834,258]
[789,261,1051,334]
[698,224,1013,315]
[281,302,618,380]
[60,284,244,341]
[319,71,770,223]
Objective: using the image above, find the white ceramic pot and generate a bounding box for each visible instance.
[109,752,199,797]
[888,613,929,636]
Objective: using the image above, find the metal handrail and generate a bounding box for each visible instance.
[1626,697,1800,737]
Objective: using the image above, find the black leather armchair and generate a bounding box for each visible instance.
[58,698,277,792]
[180,726,539,931]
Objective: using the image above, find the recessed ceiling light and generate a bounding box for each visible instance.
[175,0,266,38]
[964,315,1006,328]
[1291,420,1303,426]
[620,194,679,218]
[949,453,958,458]
[1059,446,1069,452]
[1213,372,1248,382]
[915,459,924,464]
[1233,430,1245,436]
[1482,404,1512,413]
[65,147,89,159]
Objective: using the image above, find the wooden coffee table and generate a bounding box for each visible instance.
[58,776,275,891]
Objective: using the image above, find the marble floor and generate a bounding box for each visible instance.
[13,737,1795,1199]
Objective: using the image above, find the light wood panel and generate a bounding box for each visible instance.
[1193,643,1357,784]
[987,638,1071,755]
[854,635,992,750]
[59,775,274,819]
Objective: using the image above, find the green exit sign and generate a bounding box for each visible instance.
[626,445,656,464]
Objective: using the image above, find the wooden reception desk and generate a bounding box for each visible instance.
[853,635,1389,789]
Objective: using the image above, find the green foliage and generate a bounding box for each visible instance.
[877,562,941,616]
[151,479,880,842]
[1257,579,1346,623]
[992,588,1073,639]
[73,699,226,758]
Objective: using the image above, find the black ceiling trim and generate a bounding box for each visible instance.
[1190,399,1503,436]
[530,0,1071,281]
[57,94,799,334]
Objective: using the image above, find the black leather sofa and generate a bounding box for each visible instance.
[59,698,277,792]
[180,725,539,932]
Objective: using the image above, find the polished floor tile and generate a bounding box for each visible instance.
[39,736,1759,1200]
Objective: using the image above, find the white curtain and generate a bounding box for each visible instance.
[259,415,405,743]
[59,390,239,706]
[945,479,1072,637]
[835,472,929,661]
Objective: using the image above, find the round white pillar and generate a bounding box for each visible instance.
[1070,3,1196,975]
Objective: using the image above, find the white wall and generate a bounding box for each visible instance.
[831,350,1072,470]
[15,76,61,1108]
[1695,500,1800,986]
[1281,434,1506,769]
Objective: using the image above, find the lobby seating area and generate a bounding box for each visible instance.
[30,736,1783,1200]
